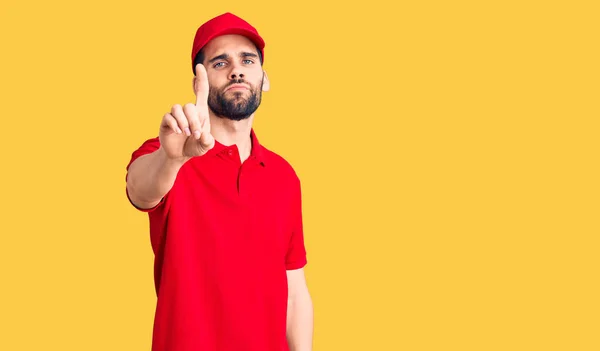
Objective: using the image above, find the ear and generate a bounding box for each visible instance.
[262,70,270,92]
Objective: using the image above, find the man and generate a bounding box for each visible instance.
[124,12,313,351]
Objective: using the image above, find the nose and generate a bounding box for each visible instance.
[229,62,245,80]
[230,72,244,80]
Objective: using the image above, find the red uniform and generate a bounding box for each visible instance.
[125,129,307,351]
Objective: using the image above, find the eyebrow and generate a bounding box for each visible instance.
[208,53,229,64]
[240,52,259,59]
[208,51,259,64]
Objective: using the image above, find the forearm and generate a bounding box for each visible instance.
[286,290,314,351]
[126,147,188,209]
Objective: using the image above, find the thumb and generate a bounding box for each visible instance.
[199,131,215,151]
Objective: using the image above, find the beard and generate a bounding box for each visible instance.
[208,78,263,121]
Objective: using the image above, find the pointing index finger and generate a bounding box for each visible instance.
[195,64,209,107]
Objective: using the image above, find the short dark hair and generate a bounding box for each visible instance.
[193,43,263,75]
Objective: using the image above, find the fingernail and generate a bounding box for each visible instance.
[185,128,191,136]
[194,130,201,139]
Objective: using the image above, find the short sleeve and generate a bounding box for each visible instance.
[285,176,308,270]
[125,137,166,213]
[126,137,160,172]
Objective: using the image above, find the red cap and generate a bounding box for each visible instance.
[191,12,265,73]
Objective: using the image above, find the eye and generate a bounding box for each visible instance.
[213,62,226,68]
[243,59,254,64]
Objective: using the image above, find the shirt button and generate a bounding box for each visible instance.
[228,150,233,156]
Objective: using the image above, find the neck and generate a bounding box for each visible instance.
[209,113,254,162]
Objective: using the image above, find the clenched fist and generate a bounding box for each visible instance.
[159,64,215,161]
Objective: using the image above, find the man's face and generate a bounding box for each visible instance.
[200,34,266,121]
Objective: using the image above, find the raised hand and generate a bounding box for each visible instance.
[159,63,215,161]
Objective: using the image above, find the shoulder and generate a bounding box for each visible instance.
[126,137,160,170]
[132,136,161,153]
[258,144,304,197]
[261,146,301,183]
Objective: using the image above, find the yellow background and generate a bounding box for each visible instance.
[1,0,598,350]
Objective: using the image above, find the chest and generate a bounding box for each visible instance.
[167,159,294,264]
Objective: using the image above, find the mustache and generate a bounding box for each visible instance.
[224,79,250,89]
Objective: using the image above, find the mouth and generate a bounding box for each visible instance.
[225,84,250,92]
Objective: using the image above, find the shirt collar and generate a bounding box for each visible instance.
[210,128,266,166]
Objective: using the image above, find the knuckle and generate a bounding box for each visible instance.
[171,104,182,113]
[183,105,195,117]
[184,107,197,120]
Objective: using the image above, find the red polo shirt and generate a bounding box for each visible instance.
[125,129,307,351]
